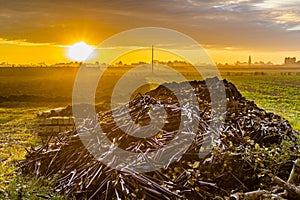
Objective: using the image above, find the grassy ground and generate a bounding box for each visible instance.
[225,75,300,130]
[0,107,41,187]
[0,67,299,198]
[0,105,66,199]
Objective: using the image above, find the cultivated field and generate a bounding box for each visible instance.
[0,66,299,197]
[225,75,300,130]
[1,66,297,127]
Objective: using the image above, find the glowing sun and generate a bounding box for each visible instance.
[67,41,95,61]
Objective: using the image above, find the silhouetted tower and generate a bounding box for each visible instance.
[151,45,154,73]
[248,56,252,65]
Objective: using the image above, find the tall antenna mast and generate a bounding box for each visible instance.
[151,45,154,73]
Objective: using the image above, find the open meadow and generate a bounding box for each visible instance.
[0,66,299,198]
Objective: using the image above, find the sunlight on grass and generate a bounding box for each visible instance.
[0,74,298,198]
[225,75,300,131]
[0,175,66,200]
[0,106,67,198]
[0,107,45,189]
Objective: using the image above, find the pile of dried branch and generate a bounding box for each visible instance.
[20,78,299,199]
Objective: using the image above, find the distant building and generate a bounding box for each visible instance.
[285,57,296,65]
[248,56,252,65]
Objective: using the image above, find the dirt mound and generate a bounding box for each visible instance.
[20,78,299,199]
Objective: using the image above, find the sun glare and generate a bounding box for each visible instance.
[67,41,95,62]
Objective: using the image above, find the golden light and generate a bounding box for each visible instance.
[67,41,95,62]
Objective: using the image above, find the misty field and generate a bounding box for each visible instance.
[0,67,298,128]
[0,67,299,197]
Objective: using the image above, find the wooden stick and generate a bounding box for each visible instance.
[230,190,270,200]
[273,176,300,198]
[287,158,300,184]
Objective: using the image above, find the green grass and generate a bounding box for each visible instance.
[0,175,66,199]
[224,75,300,130]
[0,107,41,188]
[0,105,67,199]
[0,67,299,198]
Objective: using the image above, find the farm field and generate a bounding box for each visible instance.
[224,75,300,130]
[0,67,299,198]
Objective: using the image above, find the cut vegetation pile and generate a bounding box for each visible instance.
[20,78,299,199]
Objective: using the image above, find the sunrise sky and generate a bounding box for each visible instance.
[0,0,299,64]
